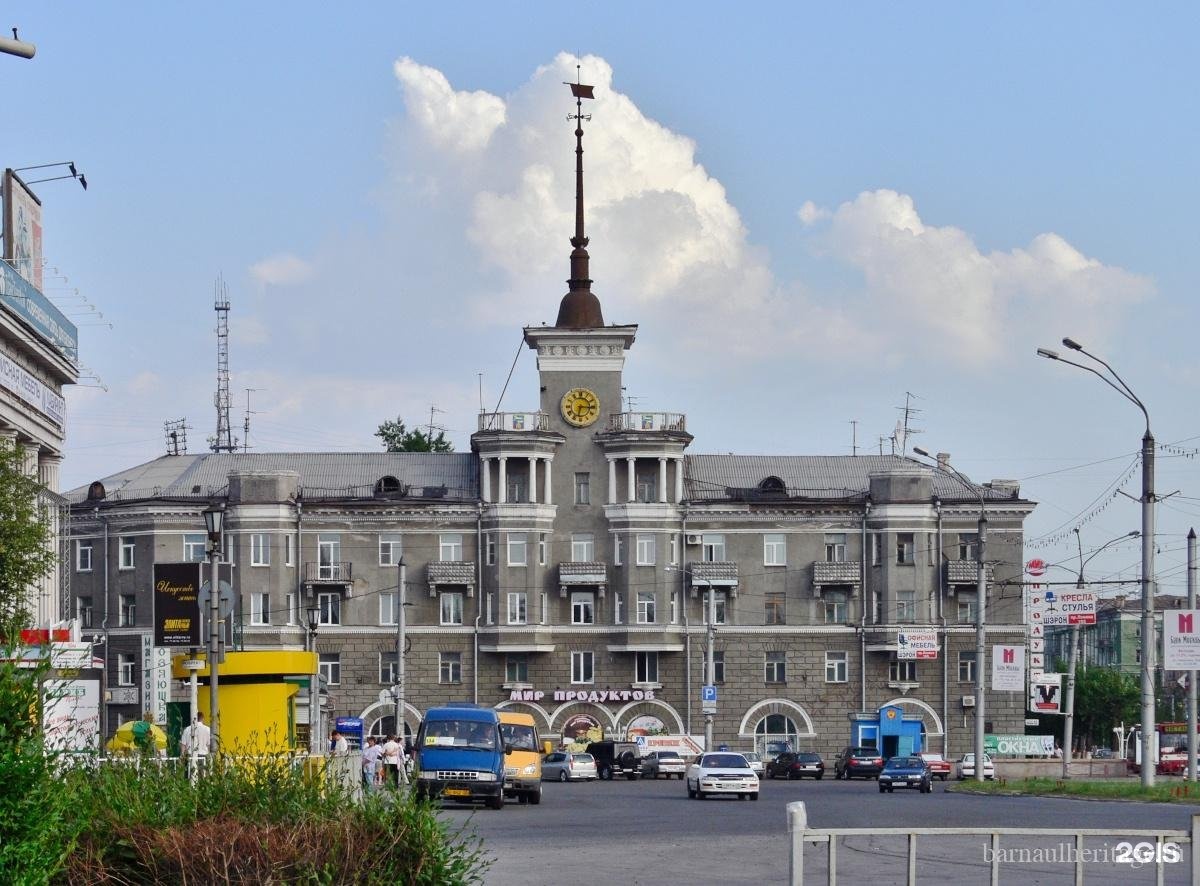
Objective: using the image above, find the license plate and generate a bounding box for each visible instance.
[444,788,470,797]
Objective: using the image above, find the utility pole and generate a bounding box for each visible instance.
[706,586,716,752]
[395,558,409,783]
[1189,529,1197,782]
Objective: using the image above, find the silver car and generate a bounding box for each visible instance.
[641,750,687,779]
[542,751,598,781]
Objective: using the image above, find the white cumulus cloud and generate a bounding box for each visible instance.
[249,253,315,286]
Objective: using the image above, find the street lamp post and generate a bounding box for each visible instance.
[1063,529,1140,778]
[666,564,717,750]
[1038,338,1156,787]
[306,604,320,756]
[913,447,987,782]
[395,557,407,752]
[202,505,224,753]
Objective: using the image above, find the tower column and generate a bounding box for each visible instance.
[544,458,552,504]
[528,456,537,504]
[481,457,491,503]
[608,458,617,504]
[675,458,684,503]
[658,457,668,503]
[498,457,508,504]
[626,457,636,503]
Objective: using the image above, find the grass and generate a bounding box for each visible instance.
[952,776,1200,803]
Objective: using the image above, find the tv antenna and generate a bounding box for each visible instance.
[242,388,259,452]
[164,419,189,456]
[208,275,238,452]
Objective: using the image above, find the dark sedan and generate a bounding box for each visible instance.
[878,756,933,793]
[765,752,825,780]
[834,746,885,780]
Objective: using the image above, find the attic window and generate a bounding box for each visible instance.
[86,481,106,501]
[375,476,403,496]
[191,485,202,494]
[758,476,787,496]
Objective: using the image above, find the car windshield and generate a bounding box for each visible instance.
[702,754,749,769]
[743,753,760,761]
[921,753,943,761]
[798,753,821,762]
[887,757,922,768]
[423,719,496,750]
[572,754,594,763]
[500,723,539,751]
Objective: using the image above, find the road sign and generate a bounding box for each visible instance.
[701,685,717,703]
[1030,675,1061,713]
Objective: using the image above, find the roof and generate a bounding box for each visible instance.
[65,452,478,505]
[684,454,1020,502]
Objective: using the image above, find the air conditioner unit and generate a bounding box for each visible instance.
[961,695,976,708]
[685,534,702,545]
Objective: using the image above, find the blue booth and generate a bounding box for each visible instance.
[849,705,925,758]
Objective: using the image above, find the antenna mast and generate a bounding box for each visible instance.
[893,391,924,457]
[209,275,237,452]
[164,418,189,456]
[242,388,258,453]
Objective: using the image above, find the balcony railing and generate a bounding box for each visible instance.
[688,561,739,595]
[477,411,549,432]
[304,562,352,584]
[607,412,687,432]
[945,560,995,586]
[813,561,861,586]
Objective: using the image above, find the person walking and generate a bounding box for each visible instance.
[382,733,401,786]
[362,736,382,791]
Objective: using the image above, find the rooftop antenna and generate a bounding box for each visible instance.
[893,391,924,456]
[477,372,484,414]
[849,419,859,456]
[242,388,259,453]
[164,419,189,456]
[427,404,446,442]
[208,275,237,452]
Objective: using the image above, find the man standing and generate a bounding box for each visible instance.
[382,733,401,786]
[180,712,211,778]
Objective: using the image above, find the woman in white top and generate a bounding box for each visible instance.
[382,735,401,786]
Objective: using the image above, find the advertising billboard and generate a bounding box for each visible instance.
[3,168,43,292]
[153,563,202,647]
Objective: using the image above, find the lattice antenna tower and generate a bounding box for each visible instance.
[209,275,237,452]
[893,391,924,456]
[164,418,189,456]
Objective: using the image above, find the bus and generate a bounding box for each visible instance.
[1128,722,1190,776]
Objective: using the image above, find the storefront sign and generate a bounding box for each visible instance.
[1164,610,1200,670]
[985,733,1054,756]
[1030,675,1061,713]
[991,644,1026,691]
[896,630,938,660]
[43,679,100,753]
[1029,590,1097,627]
[154,563,201,647]
[562,713,603,749]
[509,686,656,704]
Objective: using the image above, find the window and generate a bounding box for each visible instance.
[711,650,725,684]
[76,596,93,629]
[507,592,527,625]
[702,590,728,625]
[928,532,937,566]
[76,541,93,572]
[889,660,917,683]
[440,591,464,625]
[959,533,978,561]
[613,534,623,566]
[959,651,977,683]
[379,532,402,566]
[669,533,679,565]
[635,471,657,503]
[958,592,978,624]
[319,653,341,685]
[896,533,915,565]
[508,473,527,504]
[318,591,340,626]
[439,652,462,684]
[669,591,679,624]
[575,472,590,505]
[183,533,206,563]
[118,594,136,627]
[764,533,786,566]
[380,592,397,626]
[765,592,785,625]
[702,534,725,562]
[896,590,916,623]
[540,591,549,625]
[614,592,624,624]
[637,591,656,624]
[117,653,136,686]
[764,651,786,683]
[636,534,656,566]
[486,536,496,566]
[635,651,659,684]
[571,592,594,625]
[825,651,848,683]
[119,537,135,570]
[571,651,594,684]
[317,534,341,578]
[571,533,594,562]
[285,534,295,567]
[507,532,527,566]
[439,533,463,561]
[285,592,297,625]
[538,533,547,566]
[824,533,846,563]
[485,593,494,625]
[218,533,233,564]
[251,592,270,625]
[871,533,882,566]
[250,533,270,566]
[379,653,398,685]
[824,589,849,624]
[505,653,529,684]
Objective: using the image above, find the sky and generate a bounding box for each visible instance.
[5,2,1199,594]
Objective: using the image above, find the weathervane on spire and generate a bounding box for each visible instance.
[555,65,604,328]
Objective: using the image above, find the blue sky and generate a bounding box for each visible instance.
[6,2,1199,591]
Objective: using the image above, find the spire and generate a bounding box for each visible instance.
[555,69,604,329]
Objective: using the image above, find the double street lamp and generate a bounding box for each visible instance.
[202,505,225,753]
[912,447,988,782]
[1038,337,1157,787]
[306,603,320,756]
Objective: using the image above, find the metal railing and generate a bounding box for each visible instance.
[787,801,1197,885]
[607,412,687,432]
[477,411,549,432]
[304,562,352,583]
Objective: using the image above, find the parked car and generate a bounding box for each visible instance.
[742,751,765,777]
[763,740,793,763]
[834,746,885,780]
[766,751,825,780]
[641,751,687,779]
[878,756,933,793]
[956,753,996,780]
[541,752,598,781]
[918,752,952,781]
[686,752,760,801]
[1091,748,1114,759]
[586,740,643,780]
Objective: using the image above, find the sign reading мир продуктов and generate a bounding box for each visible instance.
[153,563,201,647]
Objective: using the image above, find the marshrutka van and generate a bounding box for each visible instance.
[499,710,542,804]
[415,704,509,810]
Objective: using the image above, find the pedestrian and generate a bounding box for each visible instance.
[362,736,381,790]
[382,733,401,786]
[331,729,349,754]
[180,712,211,778]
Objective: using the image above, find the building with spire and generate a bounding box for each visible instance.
[67,83,1035,759]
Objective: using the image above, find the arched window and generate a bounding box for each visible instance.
[87,481,107,501]
[375,476,403,497]
[754,713,799,757]
[368,715,413,741]
[757,476,787,496]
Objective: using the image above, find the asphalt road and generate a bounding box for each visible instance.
[438,774,1200,885]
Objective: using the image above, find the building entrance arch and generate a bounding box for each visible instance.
[359,699,420,741]
[738,699,816,756]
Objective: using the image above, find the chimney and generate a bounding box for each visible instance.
[937,452,950,470]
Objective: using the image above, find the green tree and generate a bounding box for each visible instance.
[375,418,453,452]
[0,439,56,640]
[1073,665,1139,750]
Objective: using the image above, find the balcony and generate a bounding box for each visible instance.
[477,411,549,432]
[427,561,476,598]
[558,561,608,597]
[607,412,686,432]
[945,560,995,587]
[689,561,739,596]
[813,561,861,595]
[304,562,352,586]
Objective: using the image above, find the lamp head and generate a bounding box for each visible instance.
[912,446,930,458]
[306,605,320,631]
[202,504,224,541]
[1036,348,1060,360]
[1062,337,1083,351]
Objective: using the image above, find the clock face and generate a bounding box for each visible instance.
[561,388,600,427]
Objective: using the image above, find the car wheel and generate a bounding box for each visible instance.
[888,786,894,793]
[879,784,886,793]
[697,791,705,800]
[487,793,504,810]
[750,791,759,801]
[599,766,611,781]
[687,780,696,799]
[558,770,568,782]
[816,773,823,780]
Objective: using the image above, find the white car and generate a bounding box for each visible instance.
[957,753,996,780]
[741,751,765,777]
[686,752,760,801]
